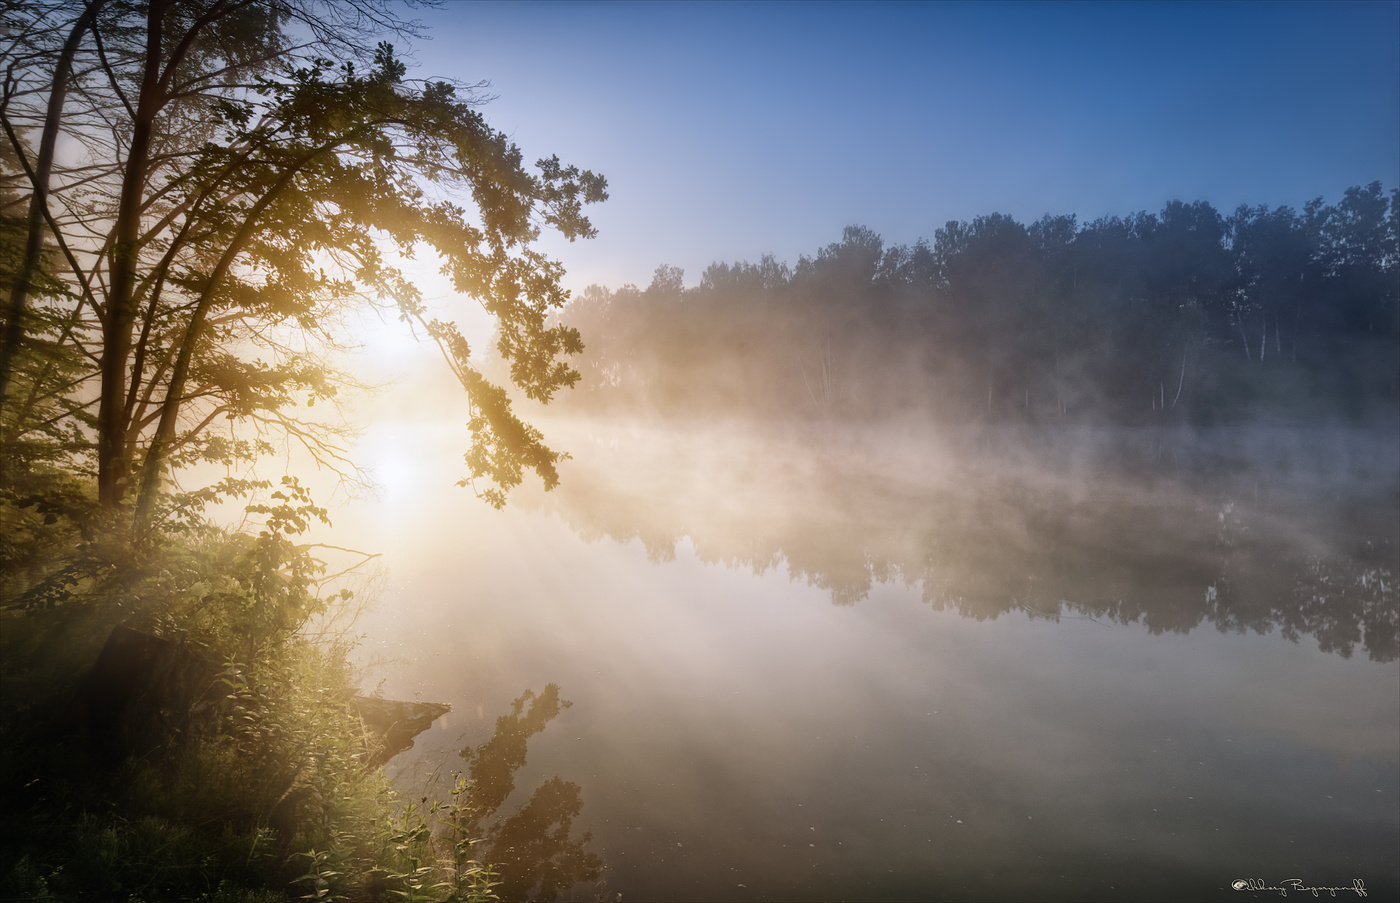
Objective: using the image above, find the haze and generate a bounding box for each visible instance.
[4,2,1393,901]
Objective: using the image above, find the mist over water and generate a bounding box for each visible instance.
[5,3,1396,898]
[334,168,1399,903]
[343,415,1399,901]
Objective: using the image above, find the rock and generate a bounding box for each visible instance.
[67,625,215,762]
[350,696,452,767]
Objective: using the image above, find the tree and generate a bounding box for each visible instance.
[1136,200,1229,409]
[1316,181,1398,339]
[931,213,1038,414]
[1,0,606,533]
[1228,202,1318,363]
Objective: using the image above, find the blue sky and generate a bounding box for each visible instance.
[408,1,1400,292]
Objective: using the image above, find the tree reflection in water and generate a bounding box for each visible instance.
[517,421,1398,662]
[458,685,602,901]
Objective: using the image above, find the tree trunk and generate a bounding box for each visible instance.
[0,2,102,425]
[134,146,325,531]
[97,0,168,507]
[1170,343,1187,409]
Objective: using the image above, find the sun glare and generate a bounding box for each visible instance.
[351,311,424,378]
[345,249,500,382]
[359,432,424,504]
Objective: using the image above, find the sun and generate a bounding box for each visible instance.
[369,446,422,501]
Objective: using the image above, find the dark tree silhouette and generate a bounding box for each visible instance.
[556,188,1397,425]
[1,0,606,534]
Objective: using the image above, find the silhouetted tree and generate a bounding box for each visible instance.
[555,188,1396,425]
[1,0,606,532]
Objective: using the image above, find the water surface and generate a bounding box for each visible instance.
[338,418,1399,902]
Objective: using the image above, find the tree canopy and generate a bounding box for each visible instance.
[559,187,1397,424]
[0,6,608,896]
[1,0,606,535]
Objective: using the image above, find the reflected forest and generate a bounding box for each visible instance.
[527,195,1399,664]
[1,2,1398,903]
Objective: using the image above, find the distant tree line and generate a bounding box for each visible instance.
[557,184,1398,423]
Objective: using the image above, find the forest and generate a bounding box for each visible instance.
[556,187,1398,425]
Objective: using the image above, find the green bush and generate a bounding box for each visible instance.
[0,481,500,902]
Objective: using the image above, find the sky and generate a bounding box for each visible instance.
[397,0,1400,297]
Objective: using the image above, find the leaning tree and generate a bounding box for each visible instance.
[0,0,605,534]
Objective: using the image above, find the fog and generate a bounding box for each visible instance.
[271,194,1400,900]
[502,418,1397,659]
[330,410,1398,901]
[5,5,1394,900]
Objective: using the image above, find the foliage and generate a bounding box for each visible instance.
[0,4,610,900]
[559,186,1398,424]
[0,5,611,898]
[0,476,506,901]
[0,0,605,530]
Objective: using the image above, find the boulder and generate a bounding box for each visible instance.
[68,624,215,762]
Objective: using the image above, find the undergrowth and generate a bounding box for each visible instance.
[0,476,501,902]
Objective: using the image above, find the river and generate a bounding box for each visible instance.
[330,417,1399,902]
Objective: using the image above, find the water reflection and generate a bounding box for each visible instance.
[348,417,1398,901]
[517,420,1398,661]
[457,685,602,900]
